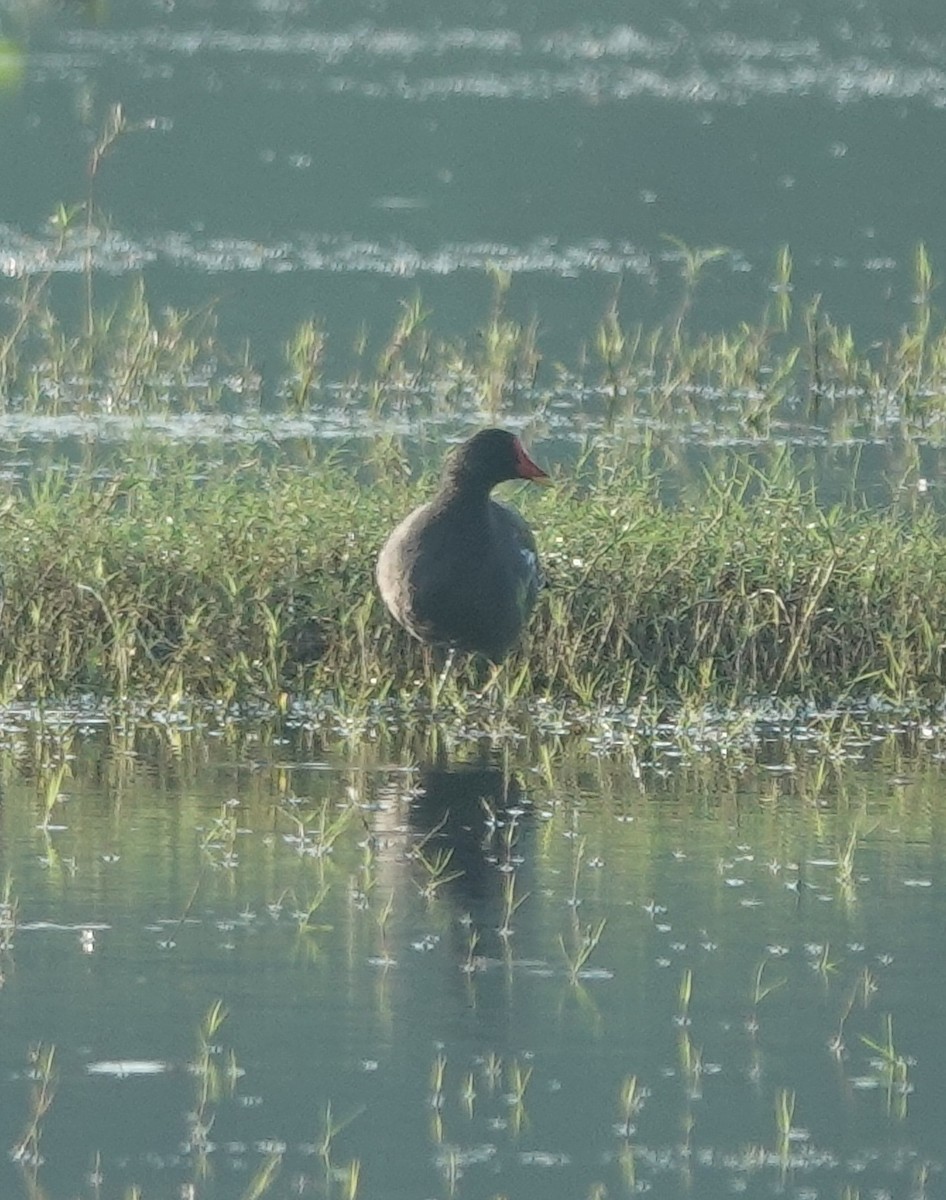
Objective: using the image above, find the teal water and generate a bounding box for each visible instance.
[2,6,946,1196]
[2,1,946,371]
[0,712,943,1198]
[0,2,945,500]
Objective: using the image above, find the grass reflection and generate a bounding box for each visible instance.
[0,709,941,1198]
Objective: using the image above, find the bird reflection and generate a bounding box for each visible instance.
[360,751,541,1036]
[410,757,527,934]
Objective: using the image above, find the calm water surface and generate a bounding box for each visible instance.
[0,711,943,1198]
[2,6,946,1194]
[2,1,946,370]
[0,1,945,493]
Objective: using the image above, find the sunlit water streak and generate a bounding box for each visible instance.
[48,25,946,107]
[0,224,661,280]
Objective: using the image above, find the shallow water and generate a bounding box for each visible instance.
[0,709,944,1198]
[1,2,945,502]
[3,0,946,371]
[2,8,946,1191]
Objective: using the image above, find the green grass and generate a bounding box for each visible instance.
[0,439,943,709]
[8,184,946,443]
[5,105,946,446]
[2,150,946,709]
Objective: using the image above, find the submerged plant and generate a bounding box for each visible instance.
[560,917,607,985]
[862,1014,913,1119]
[11,1043,57,1170]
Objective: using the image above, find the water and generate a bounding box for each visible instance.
[2,7,946,1195]
[3,0,946,374]
[2,1,946,500]
[0,709,944,1198]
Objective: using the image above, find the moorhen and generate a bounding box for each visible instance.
[376,429,550,662]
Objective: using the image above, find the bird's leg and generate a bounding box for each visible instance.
[473,660,504,703]
[430,646,456,710]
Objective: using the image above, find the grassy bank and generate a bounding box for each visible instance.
[3,165,946,709]
[0,441,943,710]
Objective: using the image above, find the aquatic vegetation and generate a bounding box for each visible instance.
[6,115,946,451]
[0,129,945,711]
[185,1000,238,1189]
[560,916,608,985]
[861,1014,914,1119]
[615,1073,645,1139]
[0,437,945,710]
[414,843,464,902]
[0,711,942,1198]
[10,1042,56,1172]
[13,189,946,446]
[315,1099,365,1184]
[498,868,528,940]
[0,873,17,953]
[751,959,786,1007]
[242,1153,284,1200]
[774,1086,798,1162]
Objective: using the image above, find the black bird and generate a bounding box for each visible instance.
[376,429,550,661]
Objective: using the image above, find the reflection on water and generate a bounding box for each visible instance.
[412,758,527,913]
[0,709,943,1197]
[47,13,946,104]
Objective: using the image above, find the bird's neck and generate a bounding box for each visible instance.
[432,477,493,514]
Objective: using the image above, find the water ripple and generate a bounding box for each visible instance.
[0,224,659,280]
[43,25,946,106]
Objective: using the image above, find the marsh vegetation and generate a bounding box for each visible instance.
[1,191,946,714]
[3,9,946,1200]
